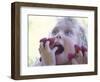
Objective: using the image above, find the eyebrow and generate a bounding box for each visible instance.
[52,27,59,33]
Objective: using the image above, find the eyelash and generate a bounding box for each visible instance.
[64,31,73,36]
[52,30,58,35]
[52,30,73,36]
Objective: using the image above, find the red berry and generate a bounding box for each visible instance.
[40,38,47,42]
[47,38,55,48]
[40,38,47,47]
[68,53,75,61]
[81,46,87,55]
[74,45,81,53]
[40,38,55,48]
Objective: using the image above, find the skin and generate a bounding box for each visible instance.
[39,17,87,65]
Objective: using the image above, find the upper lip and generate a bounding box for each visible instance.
[54,41,63,47]
[54,42,60,45]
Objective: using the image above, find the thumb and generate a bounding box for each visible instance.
[53,47,58,53]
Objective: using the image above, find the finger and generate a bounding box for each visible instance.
[39,47,44,56]
[39,47,41,53]
[76,50,83,57]
[45,41,50,51]
[75,51,84,64]
[40,42,44,49]
[76,56,84,64]
[71,58,78,64]
[53,47,58,53]
[81,46,87,54]
[83,51,87,57]
[39,47,42,54]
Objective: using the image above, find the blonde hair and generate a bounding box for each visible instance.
[58,17,87,47]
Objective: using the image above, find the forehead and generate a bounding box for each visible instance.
[54,18,76,31]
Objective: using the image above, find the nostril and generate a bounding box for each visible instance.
[56,35,61,39]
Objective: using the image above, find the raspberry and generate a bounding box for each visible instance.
[40,38,55,48]
[68,53,75,61]
[74,45,81,53]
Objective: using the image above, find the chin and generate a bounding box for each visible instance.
[56,52,69,65]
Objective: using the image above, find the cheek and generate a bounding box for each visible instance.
[64,37,76,45]
[65,35,78,45]
[63,37,77,54]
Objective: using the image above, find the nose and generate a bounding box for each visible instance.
[56,35,61,39]
[55,31,63,39]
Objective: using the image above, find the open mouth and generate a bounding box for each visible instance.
[40,38,64,55]
[53,42,64,55]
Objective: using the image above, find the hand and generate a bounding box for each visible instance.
[39,41,58,65]
[71,46,87,64]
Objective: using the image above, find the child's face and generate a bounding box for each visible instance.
[51,19,79,65]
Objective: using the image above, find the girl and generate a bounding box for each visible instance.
[37,17,87,66]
